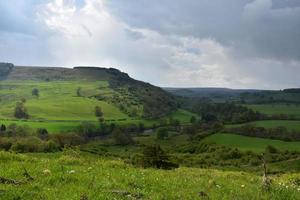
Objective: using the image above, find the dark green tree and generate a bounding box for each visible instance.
[112,128,133,145]
[14,101,29,119]
[32,88,39,98]
[95,106,103,117]
[156,128,168,140]
[37,128,49,140]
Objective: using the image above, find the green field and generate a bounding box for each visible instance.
[0,80,197,133]
[246,104,300,118]
[0,81,128,121]
[204,133,300,152]
[227,120,300,131]
[0,109,196,134]
[0,151,299,200]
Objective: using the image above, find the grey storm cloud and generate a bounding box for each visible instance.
[107,0,300,61]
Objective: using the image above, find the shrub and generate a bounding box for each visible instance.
[37,128,49,140]
[10,137,43,153]
[44,140,60,152]
[265,145,278,154]
[95,106,103,117]
[112,128,133,145]
[0,137,13,151]
[51,133,84,148]
[14,101,29,119]
[156,128,169,140]
[137,145,178,169]
[32,88,39,97]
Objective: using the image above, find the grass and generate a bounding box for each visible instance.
[0,80,128,121]
[203,133,300,153]
[0,110,196,134]
[0,80,197,132]
[227,120,300,131]
[246,104,300,118]
[0,151,299,200]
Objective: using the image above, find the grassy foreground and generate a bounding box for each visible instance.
[0,151,299,200]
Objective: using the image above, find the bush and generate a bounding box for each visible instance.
[37,128,49,140]
[156,128,169,140]
[112,128,133,145]
[136,145,178,169]
[10,137,43,153]
[14,101,29,119]
[44,140,60,152]
[51,133,84,148]
[0,137,13,151]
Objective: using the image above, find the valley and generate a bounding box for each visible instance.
[0,63,300,199]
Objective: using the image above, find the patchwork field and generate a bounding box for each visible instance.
[203,133,300,153]
[246,104,300,118]
[227,120,300,131]
[0,151,299,200]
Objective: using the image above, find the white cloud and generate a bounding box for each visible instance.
[0,0,298,89]
[34,0,300,89]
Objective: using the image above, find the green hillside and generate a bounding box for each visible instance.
[0,64,186,132]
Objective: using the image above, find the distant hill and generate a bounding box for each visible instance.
[0,63,176,119]
[164,87,300,105]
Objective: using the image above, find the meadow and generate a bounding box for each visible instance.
[204,133,300,153]
[0,80,196,133]
[0,151,299,200]
[227,120,300,131]
[246,104,300,118]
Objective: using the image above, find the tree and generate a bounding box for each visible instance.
[32,88,39,98]
[190,116,196,124]
[138,123,145,132]
[95,106,103,118]
[140,145,178,169]
[0,124,6,132]
[37,128,49,140]
[156,128,168,140]
[76,87,82,97]
[77,122,97,138]
[14,101,29,119]
[112,128,133,145]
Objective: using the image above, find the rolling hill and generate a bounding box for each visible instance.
[0,63,183,132]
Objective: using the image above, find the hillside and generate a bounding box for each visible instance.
[0,63,184,133]
[165,87,300,104]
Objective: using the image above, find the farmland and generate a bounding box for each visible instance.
[246,104,300,118]
[203,133,300,153]
[227,120,300,131]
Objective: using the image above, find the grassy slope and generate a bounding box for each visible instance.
[204,134,300,153]
[0,80,196,133]
[246,104,300,117]
[0,81,127,121]
[0,151,299,200]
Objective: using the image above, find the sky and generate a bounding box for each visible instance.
[0,0,299,89]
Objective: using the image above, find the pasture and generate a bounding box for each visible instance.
[246,104,300,118]
[227,120,300,131]
[203,133,300,153]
